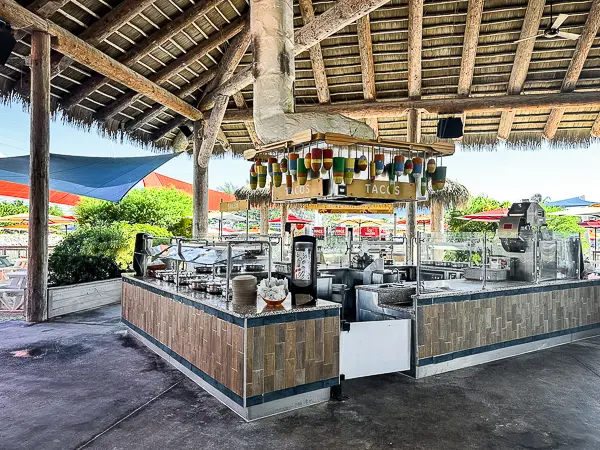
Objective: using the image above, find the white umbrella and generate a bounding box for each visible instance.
[548,206,600,216]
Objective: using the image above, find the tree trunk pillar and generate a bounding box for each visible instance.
[193,120,208,238]
[405,108,421,264]
[430,199,445,260]
[26,31,51,322]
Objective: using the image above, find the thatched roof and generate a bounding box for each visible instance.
[234,185,272,206]
[394,178,470,210]
[4,0,600,153]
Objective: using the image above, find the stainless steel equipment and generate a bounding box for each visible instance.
[498,201,546,253]
[133,232,153,276]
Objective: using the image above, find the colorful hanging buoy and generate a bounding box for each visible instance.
[311,148,322,173]
[323,148,334,170]
[250,175,258,190]
[297,158,308,185]
[280,157,288,173]
[288,153,299,179]
[420,174,428,196]
[286,173,293,194]
[374,154,385,175]
[304,152,312,170]
[384,163,394,185]
[344,158,355,185]
[357,155,368,172]
[254,159,262,174]
[250,163,257,177]
[394,155,405,177]
[412,157,423,176]
[268,157,277,176]
[404,158,414,175]
[369,161,376,181]
[257,165,267,188]
[333,157,345,184]
[427,158,436,175]
[272,163,282,187]
[432,166,447,191]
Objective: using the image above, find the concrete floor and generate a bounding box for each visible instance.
[2,306,600,450]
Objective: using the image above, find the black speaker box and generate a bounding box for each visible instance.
[437,117,464,139]
[0,21,15,66]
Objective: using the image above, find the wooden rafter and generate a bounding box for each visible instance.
[457,0,484,97]
[195,25,251,162]
[298,0,330,104]
[126,70,217,133]
[17,0,156,94]
[0,0,203,121]
[232,92,262,148]
[497,0,546,140]
[544,0,600,140]
[15,0,69,41]
[200,0,391,111]
[222,91,600,122]
[61,0,228,111]
[356,14,377,135]
[93,17,246,122]
[407,0,423,101]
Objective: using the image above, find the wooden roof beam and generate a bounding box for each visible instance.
[200,0,391,110]
[17,0,156,94]
[61,0,228,110]
[93,17,246,122]
[126,69,217,133]
[222,91,600,122]
[356,14,377,134]
[0,0,202,120]
[298,0,330,103]
[407,0,422,101]
[544,0,600,140]
[232,92,262,148]
[195,24,252,164]
[457,0,484,97]
[497,0,546,140]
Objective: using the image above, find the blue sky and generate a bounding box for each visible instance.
[0,102,599,203]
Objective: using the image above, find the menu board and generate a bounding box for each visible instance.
[334,227,347,236]
[313,226,325,237]
[360,227,380,238]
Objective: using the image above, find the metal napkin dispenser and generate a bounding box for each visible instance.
[290,235,317,305]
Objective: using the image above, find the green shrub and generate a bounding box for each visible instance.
[48,223,171,286]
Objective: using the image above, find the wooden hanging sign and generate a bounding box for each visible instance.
[345,180,416,201]
[272,178,323,201]
[219,199,249,212]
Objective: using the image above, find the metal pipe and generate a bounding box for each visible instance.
[246,209,249,241]
[482,232,487,290]
[415,232,422,297]
[225,242,233,301]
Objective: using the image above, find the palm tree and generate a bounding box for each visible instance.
[217,182,240,195]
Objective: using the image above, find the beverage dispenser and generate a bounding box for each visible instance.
[290,235,317,305]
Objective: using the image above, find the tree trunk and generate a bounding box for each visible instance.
[193,121,208,238]
[430,199,445,261]
[26,31,51,322]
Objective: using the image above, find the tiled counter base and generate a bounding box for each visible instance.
[413,279,600,378]
[122,275,341,420]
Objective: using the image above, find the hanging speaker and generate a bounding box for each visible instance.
[437,117,463,139]
[0,20,15,67]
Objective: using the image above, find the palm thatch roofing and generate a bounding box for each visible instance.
[234,185,272,206]
[4,0,600,153]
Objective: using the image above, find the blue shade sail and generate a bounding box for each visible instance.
[546,196,599,208]
[0,153,179,202]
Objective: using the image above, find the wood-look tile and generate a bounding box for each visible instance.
[274,369,285,391]
[264,352,275,377]
[285,358,296,389]
[275,342,285,371]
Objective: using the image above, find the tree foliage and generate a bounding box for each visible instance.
[74,188,192,233]
[542,205,586,236]
[446,195,511,232]
[0,200,62,218]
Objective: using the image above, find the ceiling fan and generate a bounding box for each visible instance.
[515,4,580,44]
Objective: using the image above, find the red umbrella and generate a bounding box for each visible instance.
[578,220,600,228]
[269,214,312,224]
[458,208,508,222]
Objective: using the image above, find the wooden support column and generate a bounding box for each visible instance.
[357,14,378,134]
[497,0,545,140]
[26,30,51,322]
[544,0,600,140]
[193,121,208,238]
[405,0,423,265]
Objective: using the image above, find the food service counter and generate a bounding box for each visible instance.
[121,275,341,421]
[356,278,600,378]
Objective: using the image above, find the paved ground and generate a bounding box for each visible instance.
[2,305,600,450]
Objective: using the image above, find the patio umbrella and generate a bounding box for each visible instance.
[457,208,508,222]
[269,214,312,224]
[0,213,76,225]
[549,206,600,217]
[207,212,248,222]
[333,215,390,240]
